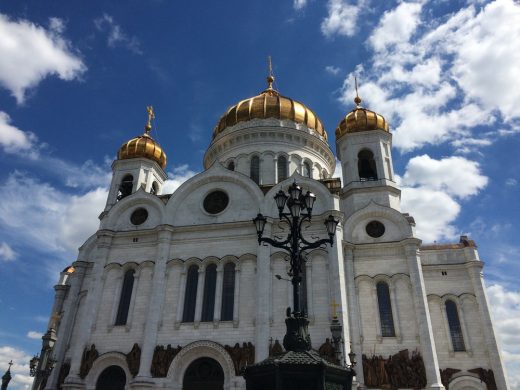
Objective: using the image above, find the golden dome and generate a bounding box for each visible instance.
[117,107,167,169]
[335,95,389,139]
[212,76,327,141]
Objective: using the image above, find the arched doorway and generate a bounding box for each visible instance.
[96,365,126,390]
[183,357,224,390]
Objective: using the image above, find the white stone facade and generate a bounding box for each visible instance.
[37,113,509,390]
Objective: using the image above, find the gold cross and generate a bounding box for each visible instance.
[266,56,275,90]
[8,360,13,369]
[145,106,155,133]
[330,299,341,318]
[268,56,273,77]
[354,76,362,107]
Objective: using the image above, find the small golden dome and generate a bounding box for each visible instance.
[335,94,389,139]
[117,106,167,169]
[213,76,327,141]
[118,133,167,169]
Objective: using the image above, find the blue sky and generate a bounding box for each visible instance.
[0,0,519,388]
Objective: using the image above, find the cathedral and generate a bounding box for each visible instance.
[32,70,509,390]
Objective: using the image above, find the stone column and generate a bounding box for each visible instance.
[133,228,172,386]
[64,232,113,389]
[233,266,241,327]
[45,264,87,390]
[175,269,187,327]
[213,265,224,324]
[344,245,365,388]
[328,222,350,356]
[194,267,205,326]
[467,261,510,389]
[255,223,272,361]
[404,240,444,389]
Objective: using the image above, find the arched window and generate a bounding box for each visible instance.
[221,263,236,321]
[96,365,126,390]
[150,181,158,195]
[303,162,311,178]
[250,156,260,184]
[201,264,217,322]
[115,269,135,326]
[227,161,235,171]
[117,174,133,200]
[358,149,378,181]
[376,282,395,337]
[446,300,466,351]
[277,156,288,182]
[182,265,199,322]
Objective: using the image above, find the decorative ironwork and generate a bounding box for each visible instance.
[150,344,182,377]
[224,342,255,375]
[253,182,338,352]
[362,349,426,389]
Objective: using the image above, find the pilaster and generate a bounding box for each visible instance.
[64,232,113,388]
[404,241,444,389]
[254,223,271,361]
[134,228,172,383]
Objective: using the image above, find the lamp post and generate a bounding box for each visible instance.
[253,182,338,352]
[247,182,354,390]
[330,316,357,369]
[29,328,57,390]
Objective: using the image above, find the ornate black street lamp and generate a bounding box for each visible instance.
[253,182,338,351]
[30,328,57,390]
[246,182,354,390]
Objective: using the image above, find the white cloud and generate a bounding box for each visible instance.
[487,284,520,389]
[293,0,307,10]
[401,186,460,242]
[368,2,423,51]
[163,164,198,194]
[48,17,65,34]
[0,346,34,390]
[26,331,43,340]
[339,0,520,152]
[0,242,17,261]
[506,178,518,187]
[321,0,363,38]
[399,155,487,242]
[332,158,342,179]
[0,13,85,104]
[0,172,107,256]
[94,14,142,55]
[402,155,488,198]
[0,112,38,156]
[325,65,341,75]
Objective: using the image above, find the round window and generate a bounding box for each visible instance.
[366,220,385,238]
[130,208,148,225]
[203,191,229,214]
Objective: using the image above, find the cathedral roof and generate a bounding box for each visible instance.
[117,107,167,169]
[335,90,389,139]
[212,75,327,141]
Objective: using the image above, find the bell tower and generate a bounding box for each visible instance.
[335,86,400,218]
[105,106,168,210]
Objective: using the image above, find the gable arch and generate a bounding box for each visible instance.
[100,188,165,231]
[165,161,265,226]
[343,201,413,243]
